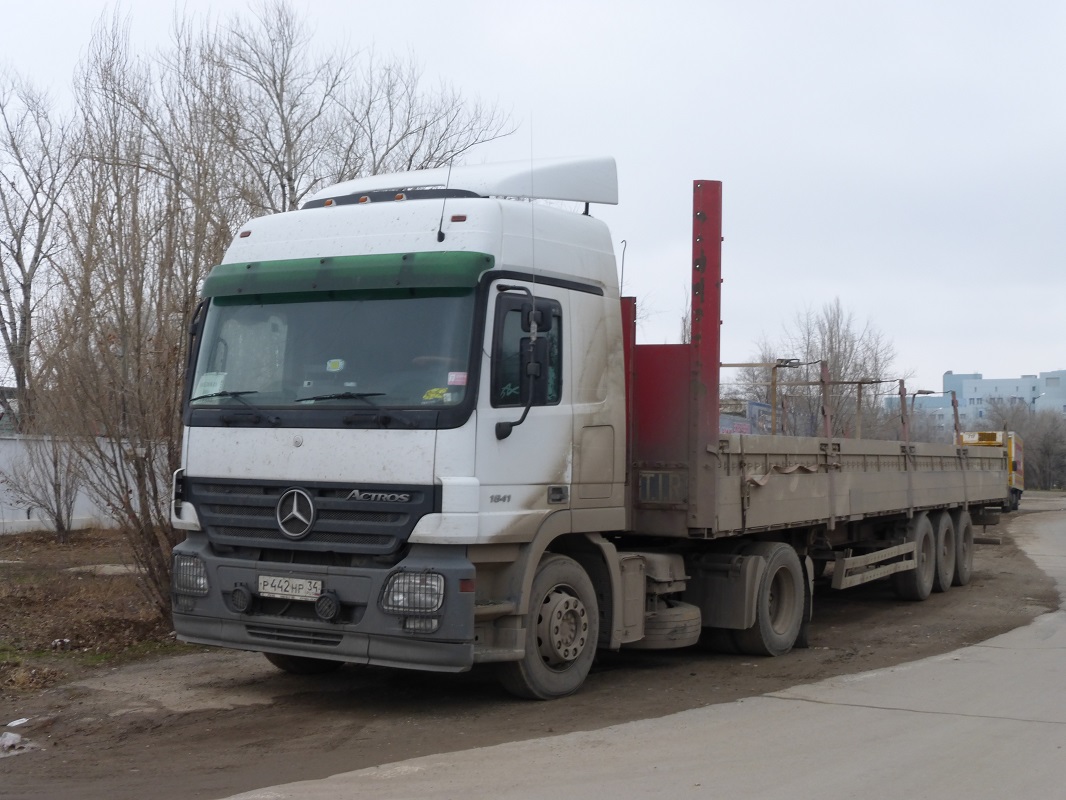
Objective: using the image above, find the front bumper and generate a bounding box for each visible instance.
[171,537,476,672]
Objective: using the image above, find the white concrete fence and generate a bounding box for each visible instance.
[0,435,116,534]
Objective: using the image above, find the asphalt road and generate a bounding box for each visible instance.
[224,496,1066,800]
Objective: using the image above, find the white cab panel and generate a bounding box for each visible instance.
[184,427,436,484]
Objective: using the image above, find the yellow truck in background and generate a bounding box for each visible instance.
[961,431,1023,511]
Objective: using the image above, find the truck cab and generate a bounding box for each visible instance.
[171,158,627,690]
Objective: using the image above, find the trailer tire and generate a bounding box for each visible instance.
[263,652,343,675]
[951,509,975,586]
[732,542,804,657]
[498,555,599,700]
[623,602,701,650]
[891,512,935,601]
[931,511,956,594]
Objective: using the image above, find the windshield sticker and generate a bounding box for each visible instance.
[448,372,468,386]
[423,387,448,402]
[194,372,226,397]
[326,358,345,372]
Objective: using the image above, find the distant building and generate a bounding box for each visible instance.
[900,370,1066,426]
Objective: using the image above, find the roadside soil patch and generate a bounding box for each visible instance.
[0,501,1060,800]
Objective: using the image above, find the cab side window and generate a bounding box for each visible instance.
[491,294,562,408]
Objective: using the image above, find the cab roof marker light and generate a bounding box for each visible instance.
[394,193,406,201]
[358,195,370,203]
[324,198,334,207]
[451,214,467,222]
[238,230,251,238]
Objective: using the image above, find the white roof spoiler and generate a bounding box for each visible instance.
[306,156,618,206]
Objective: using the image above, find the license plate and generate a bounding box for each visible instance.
[258,575,322,601]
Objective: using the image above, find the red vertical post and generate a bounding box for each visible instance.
[688,181,722,531]
[621,295,637,518]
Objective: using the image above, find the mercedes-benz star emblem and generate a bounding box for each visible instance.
[276,488,315,539]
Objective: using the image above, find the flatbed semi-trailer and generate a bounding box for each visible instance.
[171,158,1008,698]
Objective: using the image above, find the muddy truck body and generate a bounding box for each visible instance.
[170,158,1008,698]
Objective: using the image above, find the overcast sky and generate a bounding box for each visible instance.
[3,0,1063,393]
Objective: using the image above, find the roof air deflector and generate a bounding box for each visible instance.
[305,156,618,208]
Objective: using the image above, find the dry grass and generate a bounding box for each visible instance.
[0,528,176,694]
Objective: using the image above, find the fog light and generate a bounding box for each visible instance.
[404,617,440,634]
[315,591,341,622]
[380,572,445,613]
[230,584,253,613]
[173,554,209,596]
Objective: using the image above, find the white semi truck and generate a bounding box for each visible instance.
[171,158,1008,698]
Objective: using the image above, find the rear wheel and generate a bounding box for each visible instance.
[951,509,975,586]
[733,542,804,657]
[263,652,344,675]
[931,511,956,593]
[891,512,935,600]
[498,555,599,700]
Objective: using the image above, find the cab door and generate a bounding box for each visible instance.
[474,281,572,542]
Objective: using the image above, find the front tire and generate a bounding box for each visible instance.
[498,554,600,700]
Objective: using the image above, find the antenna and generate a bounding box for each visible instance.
[436,162,453,242]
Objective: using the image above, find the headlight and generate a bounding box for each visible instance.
[173,554,209,596]
[380,572,444,614]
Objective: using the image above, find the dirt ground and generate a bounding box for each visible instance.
[1,497,1062,800]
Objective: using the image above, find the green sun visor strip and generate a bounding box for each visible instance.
[202,251,495,298]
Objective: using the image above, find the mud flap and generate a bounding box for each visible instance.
[684,553,766,630]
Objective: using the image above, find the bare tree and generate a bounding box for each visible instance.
[197,0,512,215]
[0,430,84,543]
[342,52,512,177]
[982,397,1031,434]
[0,75,73,430]
[20,3,512,618]
[725,299,902,438]
[1019,410,1066,490]
[40,17,203,615]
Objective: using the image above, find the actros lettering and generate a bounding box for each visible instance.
[345,489,411,503]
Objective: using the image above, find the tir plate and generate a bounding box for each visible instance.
[258,575,322,601]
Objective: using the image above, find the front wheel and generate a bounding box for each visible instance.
[498,554,599,700]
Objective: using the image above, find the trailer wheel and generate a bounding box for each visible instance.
[733,542,804,657]
[1008,490,1021,512]
[263,652,343,675]
[931,511,956,594]
[891,512,935,600]
[498,555,599,700]
[951,509,975,586]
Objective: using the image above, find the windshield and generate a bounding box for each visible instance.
[190,288,476,410]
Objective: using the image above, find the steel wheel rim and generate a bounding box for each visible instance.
[536,586,589,669]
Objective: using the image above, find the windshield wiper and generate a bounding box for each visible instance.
[190,390,259,409]
[295,391,416,429]
[295,391,386,404]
